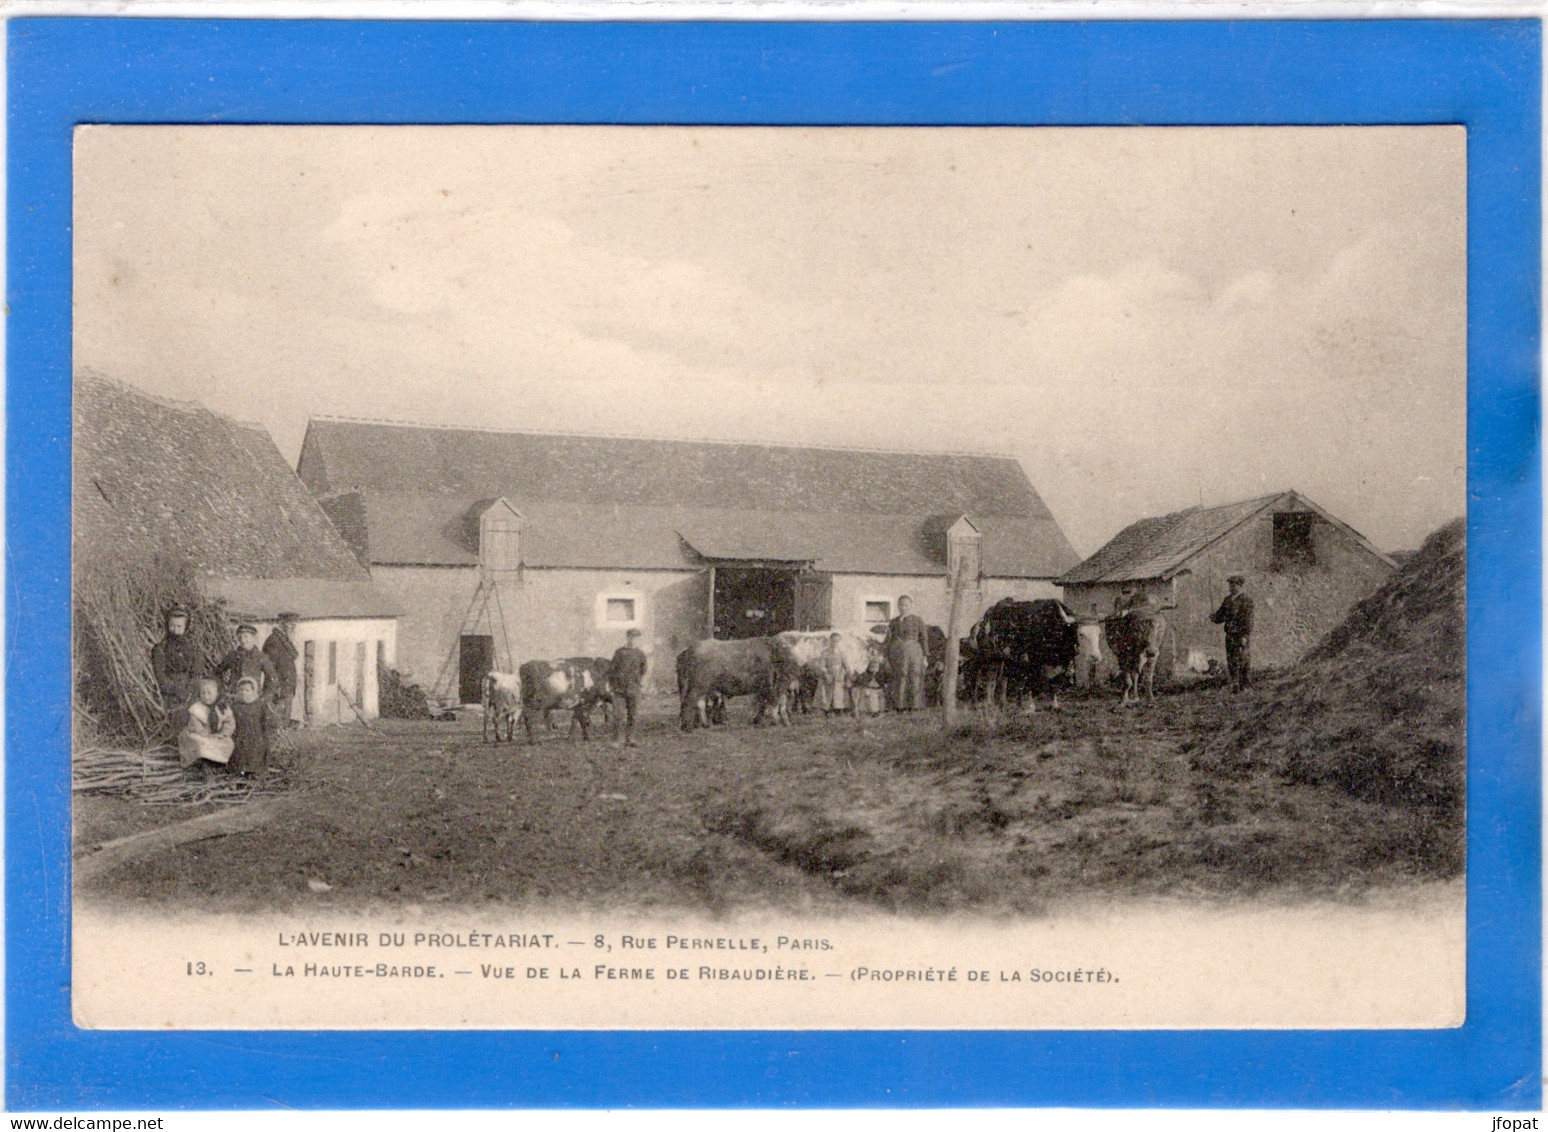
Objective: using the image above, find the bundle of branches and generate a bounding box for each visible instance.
[377,663,438,720]
[74,554,231,746]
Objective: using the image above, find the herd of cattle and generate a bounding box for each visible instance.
[481,599,1171,743]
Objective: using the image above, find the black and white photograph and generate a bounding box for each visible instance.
[69,125,1466,1030]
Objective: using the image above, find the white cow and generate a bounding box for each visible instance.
[481,671,522,742]
[774,630,884,715]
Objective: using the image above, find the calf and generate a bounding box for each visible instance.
[517,657,612,743]
[482,671,521,742]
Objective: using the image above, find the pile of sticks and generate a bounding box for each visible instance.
[73,744,292,807]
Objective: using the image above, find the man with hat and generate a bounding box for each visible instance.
[215,622,280,700]
[607,628,649,749]
[262,612,301,728]
[150,604,205,723]
[1210,574,1255,692]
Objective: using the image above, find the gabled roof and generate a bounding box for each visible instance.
[298,418,1053,518]
[74,373,370,585]
[300,418,1081,578]
[1058,491,1396,586]
[323,491,1080,578]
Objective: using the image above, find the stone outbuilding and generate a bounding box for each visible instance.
[1058,491,1397,672]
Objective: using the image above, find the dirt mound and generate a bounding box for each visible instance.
[1199,519,1465,869]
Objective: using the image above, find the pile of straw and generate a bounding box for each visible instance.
[74,743,292,807]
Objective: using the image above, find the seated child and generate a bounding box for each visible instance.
[851,658,887,719]
[228,676,274,777]
[178,677,235,768]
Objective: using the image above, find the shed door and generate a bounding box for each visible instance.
[795,571,833,631]
[459,634,494,705]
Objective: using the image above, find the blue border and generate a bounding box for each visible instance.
[8,18,1540,1110]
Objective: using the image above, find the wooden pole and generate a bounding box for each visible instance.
[942,558,971,728]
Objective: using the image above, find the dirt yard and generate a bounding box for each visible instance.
[74,682,1461,916]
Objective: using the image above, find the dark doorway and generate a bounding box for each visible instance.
[459,634,494,704]
[713,567,798,639]
[1272,512,1317,571]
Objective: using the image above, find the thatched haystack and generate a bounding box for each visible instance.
[1198,518,1465,868]
[74,373,371,744]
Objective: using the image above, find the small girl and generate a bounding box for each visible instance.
[178,677,235,768]
[818,632,851,717]
[228,676,274,777]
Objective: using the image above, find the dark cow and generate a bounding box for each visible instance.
[1104,611,1168,705]
[960,598,1079,707]
[678,637,798,730]
[517,657,613,743]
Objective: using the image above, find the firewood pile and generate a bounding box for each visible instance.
[73,743,294,807]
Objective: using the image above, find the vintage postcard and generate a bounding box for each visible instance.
[69,123,1468,1032]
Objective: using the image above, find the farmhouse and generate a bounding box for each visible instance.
[74,373,400,724]
[298,419,1080,701]
[1058,490,1397,672]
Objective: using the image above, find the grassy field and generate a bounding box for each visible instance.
[74,682,1460,916]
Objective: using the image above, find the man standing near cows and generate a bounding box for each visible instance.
[1211,574,1255,692]
[885,594,929,711]
[609,628,648,748]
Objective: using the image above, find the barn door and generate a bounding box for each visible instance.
[459,634,493,705]
[795,570,833,631]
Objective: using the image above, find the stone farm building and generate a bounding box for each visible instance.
[74,374,400,724]
[298,419,1081,701]
[1058,490,1397,672]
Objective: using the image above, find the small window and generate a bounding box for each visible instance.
[864,600,892,625]
[1272,512,1317,571]
[605,598,637,622]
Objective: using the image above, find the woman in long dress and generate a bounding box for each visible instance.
[178,677,235,768]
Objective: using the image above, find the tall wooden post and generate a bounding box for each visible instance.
[942,558,971,728]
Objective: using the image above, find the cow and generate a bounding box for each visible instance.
[481,671,522,742]
[1104,610,1169,705]
[774,630,885,716]
[960,598,1080,709]
[678,637,799,730]
[516,657,613,743]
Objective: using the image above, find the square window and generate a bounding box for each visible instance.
[605,598,637,622]
[864,600,891,624]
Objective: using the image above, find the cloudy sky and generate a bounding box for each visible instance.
[74,125,1465,555]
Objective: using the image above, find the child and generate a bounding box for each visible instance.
[850,657,887,721]
[228,676,274,777]
[178,677,235,769]
[818,632,851,717]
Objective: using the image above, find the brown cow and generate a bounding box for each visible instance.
[516,657,613,743]
[678,637,798,730]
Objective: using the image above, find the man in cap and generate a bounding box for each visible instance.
[215,623,280,700]
[1210,574,1255,692]
[150,604,205,722]
[262,613,301,727]
[608,628,648,749]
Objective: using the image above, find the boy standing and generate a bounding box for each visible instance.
[608,628,648,749]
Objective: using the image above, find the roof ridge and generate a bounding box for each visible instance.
[305,413,1020,462]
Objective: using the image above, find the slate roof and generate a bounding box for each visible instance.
[74,373,372,585]
[301,419,1080,579]
[1058,491,1394,585]
[323,492,1077,577]
[206,577,404,621]
[299,419,1053,518]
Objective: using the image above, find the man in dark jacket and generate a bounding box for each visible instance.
[150,605,204,720]
[1210,574,1255,692]
[262,613,300,727]
[608,628,648,749]
[216,623,280,699]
